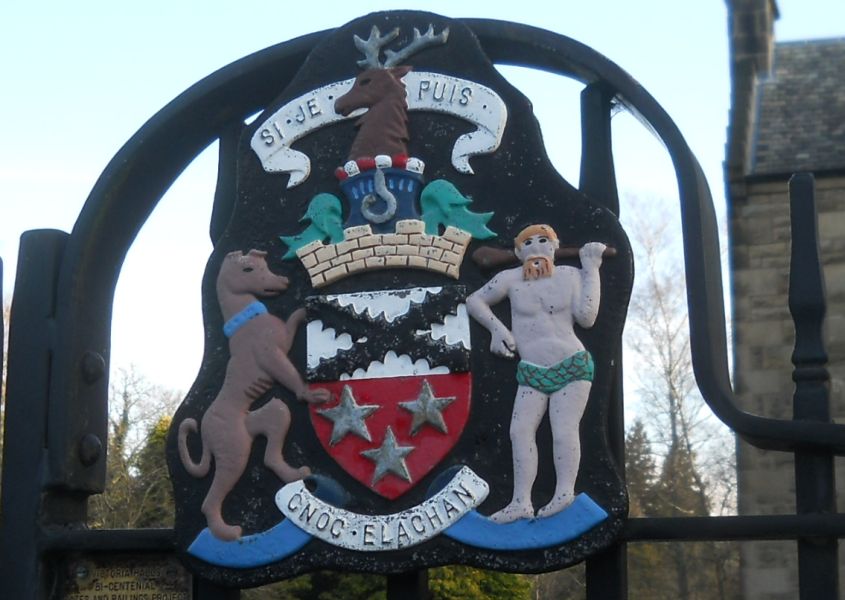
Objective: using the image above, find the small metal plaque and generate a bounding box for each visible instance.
[62,554,191,600]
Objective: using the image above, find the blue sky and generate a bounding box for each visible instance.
[2,1,843,391]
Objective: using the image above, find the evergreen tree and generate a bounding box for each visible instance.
[301,571,385,600]
[625,419,658,518]
[653,442,706,600]
[430,566,532,599]
[134,416,175,528]
[625,420,670,599]
[246,566,534,599]
[621,420,742,600]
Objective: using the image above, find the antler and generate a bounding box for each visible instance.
[353,26,400,69]
[383,25,449,67]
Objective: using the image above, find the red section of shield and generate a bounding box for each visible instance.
[309,373,471,499]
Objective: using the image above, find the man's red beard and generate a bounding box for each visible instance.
[522,255,553,280]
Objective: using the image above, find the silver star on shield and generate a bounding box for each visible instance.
[361,427,414,485]
[399,379,456,435]
[317,385,379,445]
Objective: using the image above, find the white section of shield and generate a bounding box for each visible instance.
[427,303,471,349]
[306,287,470,379]
[250,72,507,187]
[306,321,354,370]
[332,286,440,323]
[338,351,449,380]
[275,466,489,551]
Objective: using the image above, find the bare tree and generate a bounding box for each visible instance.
[623,199,738,599]
[88,366,180,528]
[624,201,736,515]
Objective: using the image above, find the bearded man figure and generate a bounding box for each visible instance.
[467,224,606,523]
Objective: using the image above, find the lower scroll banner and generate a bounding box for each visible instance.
[187,466,608,568]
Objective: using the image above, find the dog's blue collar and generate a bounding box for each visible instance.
[223,301,268,338]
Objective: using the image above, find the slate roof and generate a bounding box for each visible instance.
[750,38,845,176]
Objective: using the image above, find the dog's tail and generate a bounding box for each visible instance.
[178,418,211,478]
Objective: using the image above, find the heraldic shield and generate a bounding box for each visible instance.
[167,10,634,585]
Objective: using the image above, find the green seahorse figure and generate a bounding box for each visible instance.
[280,193,345,259]
[419,179,496,240]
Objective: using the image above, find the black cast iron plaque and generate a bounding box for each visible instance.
[61,554,191,600]
[167,10,632,586]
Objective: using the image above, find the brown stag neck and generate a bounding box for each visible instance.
[348,100,410,161]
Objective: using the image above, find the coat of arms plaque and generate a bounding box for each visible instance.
[167,10,633,585]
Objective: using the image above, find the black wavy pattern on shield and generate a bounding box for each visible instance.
[305,286,469,381]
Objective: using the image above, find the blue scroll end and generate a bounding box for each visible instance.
[187,518,312,568]
[443,493,609,551]
[307,473,351,508]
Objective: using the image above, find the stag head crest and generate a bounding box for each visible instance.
[353,25,449,69]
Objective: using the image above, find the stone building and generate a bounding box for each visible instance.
[725,1,845,597]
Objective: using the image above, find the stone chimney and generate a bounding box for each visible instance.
[725,0,779,191]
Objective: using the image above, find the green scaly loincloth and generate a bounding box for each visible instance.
[516,351,594,394]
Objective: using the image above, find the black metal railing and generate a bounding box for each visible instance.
[0,19,840,599]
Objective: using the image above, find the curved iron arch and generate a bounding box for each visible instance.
[47,18,845,495]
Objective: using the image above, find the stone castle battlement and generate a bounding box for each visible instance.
[295,219,471,287]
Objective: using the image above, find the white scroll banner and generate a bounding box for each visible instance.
[275,466,489,551]
[251,72,508,188]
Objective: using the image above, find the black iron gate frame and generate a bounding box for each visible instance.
[1,19,841,599]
